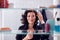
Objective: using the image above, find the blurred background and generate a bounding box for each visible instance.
[8,0,53,8]
[0,8,54,40]
[0,0,60,40]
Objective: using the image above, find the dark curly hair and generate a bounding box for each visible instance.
[21,10,39,30]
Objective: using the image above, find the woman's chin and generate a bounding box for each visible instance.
[29,22,34,24]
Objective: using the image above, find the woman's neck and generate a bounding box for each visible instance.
[28,23,34,29]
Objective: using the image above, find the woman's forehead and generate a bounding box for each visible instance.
[27,12,35,15]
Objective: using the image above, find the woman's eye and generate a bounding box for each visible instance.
[32,15,34,17]
[27,15,30,17]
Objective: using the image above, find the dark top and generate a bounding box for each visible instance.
[57,4,60,8]
[16,24,42,40]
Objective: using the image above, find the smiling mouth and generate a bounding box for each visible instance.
[30,20,33,21]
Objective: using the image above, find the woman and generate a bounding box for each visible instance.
[16,10,45,40]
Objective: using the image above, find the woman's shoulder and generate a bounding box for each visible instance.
[18,25,25,30]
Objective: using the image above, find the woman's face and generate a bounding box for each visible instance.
[27,12,36,24]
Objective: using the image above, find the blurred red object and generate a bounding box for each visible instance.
[45,23,50,32]
[0,0,9,8]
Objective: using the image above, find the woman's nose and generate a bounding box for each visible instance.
[30,16,32,19]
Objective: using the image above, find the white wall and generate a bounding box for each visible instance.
[46,9,54,19]
[2,9,25,30]
[53,0,60,5]
[8,0,53,8]
[0,9,2,27]
[0,9,2,40]
[2,9,25,40]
